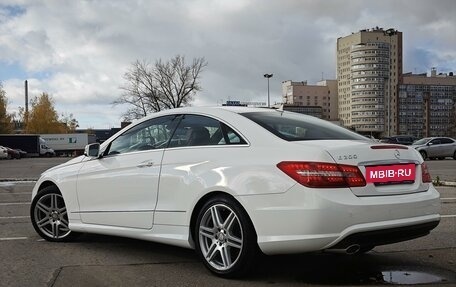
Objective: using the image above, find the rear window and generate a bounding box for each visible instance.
[241,111,367,141]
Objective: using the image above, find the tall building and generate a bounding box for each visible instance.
[337,27,402,136]
[399,69,456,138]
[281,80,338,120]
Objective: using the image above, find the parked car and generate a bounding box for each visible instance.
[411,137,456,160]
[5,146,21,159]
[379,135,417,145]
[0,146,7,159]
[30,107,440,277]
[14,149,28,158]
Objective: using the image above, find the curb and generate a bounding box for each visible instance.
[0,179,37,182]
[436,181,456,187]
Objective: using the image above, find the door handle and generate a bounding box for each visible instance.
[137,161,154,168]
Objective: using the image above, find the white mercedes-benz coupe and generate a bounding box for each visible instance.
[31,107,440,277]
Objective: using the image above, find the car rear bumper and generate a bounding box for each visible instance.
[327,220,439,250]
[238,184,441,255]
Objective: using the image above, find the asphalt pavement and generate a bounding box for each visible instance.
[0,157,455,286]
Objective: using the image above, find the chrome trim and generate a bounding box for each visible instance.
[358,159,420,166]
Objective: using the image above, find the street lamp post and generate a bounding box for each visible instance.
[385,28,395,137]
[264,73,273,108]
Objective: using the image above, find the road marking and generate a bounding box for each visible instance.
[0,202,30,206]
[0,216,30,219]
[441,215,456,218]
[0,237,28,241]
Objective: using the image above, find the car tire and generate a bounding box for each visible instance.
[30,186,78,242]
[419,151,427,160]
[194,195,258,278]
[453,151,456,160]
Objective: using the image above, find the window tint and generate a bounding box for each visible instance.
[430,139,441,145]
[414,138,431,145]
[169,115,246,147]
[440,138,454,144]
[106,115,178,155]
[241,111,366,141]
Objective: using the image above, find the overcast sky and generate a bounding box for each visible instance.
[1,0,455,129]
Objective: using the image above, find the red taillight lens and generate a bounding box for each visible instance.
[421,163,432,183]
[277,161,366,188]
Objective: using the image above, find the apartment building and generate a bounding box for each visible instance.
[337,27,402,137]
[281,80,338,120]
[398,69,456,138]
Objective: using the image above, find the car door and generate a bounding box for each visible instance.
[76,115,179,229]
[439,138,456,157]
[427,138,442,157]
[155,114,248,227]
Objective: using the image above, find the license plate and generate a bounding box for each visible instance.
[365,164,415,185]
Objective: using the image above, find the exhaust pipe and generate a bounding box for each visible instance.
[325,244,361,255]
[345,244,361,254]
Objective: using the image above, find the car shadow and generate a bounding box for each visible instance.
[71,234,456,285]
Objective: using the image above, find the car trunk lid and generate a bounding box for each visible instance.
[294,140,429,196]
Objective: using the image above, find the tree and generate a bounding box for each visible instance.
[0,83,14,134]
[114,55,207,120]
[61,113,79,133]
[25,93,68,134]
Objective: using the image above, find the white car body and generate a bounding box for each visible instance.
[31,107,440,275]
[0,146,8,159]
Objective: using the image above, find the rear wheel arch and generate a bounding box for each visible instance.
[191,191,260,277]
[189,191,257,247]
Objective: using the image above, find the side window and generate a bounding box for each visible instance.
[440,138,454,144]
[169,115,246,147]
[430,139,441,145]
[106,115,178,155]
[219,123,247,145]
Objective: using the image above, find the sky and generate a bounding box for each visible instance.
[0,0,455,129]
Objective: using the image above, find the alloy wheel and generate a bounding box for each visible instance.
[198,203,244,271]
[33,193,71,240]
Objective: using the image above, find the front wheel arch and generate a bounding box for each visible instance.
[30,185,79,242]
[419,150,427,160]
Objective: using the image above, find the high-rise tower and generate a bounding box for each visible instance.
[337,27,402,136]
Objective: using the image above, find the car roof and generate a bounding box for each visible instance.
[131,106,310,125]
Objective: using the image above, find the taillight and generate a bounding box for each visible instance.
[421,163,432,183]
[277,161,366,188]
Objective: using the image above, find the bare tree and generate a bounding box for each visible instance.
[114,55,207,120]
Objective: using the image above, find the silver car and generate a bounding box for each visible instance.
[411,137,456,160]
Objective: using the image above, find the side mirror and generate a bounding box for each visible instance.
[427,142,433,146]
[84,143,100,158]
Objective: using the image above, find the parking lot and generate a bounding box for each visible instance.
[0,158,455,286]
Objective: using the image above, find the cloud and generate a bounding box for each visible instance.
[0,0,455,127]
